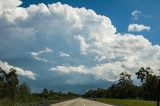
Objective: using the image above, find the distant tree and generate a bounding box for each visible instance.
[67,92,79,98]
[108,84,117,98]
[17,82,31,102]
[18,82,30,95]
[49,90,54,94]
[41,88,49,98]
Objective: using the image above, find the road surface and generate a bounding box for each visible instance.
[49,98,114,106]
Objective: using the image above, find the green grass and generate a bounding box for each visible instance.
[97,98,156,106]
[0,98,52,106]
[0,98,74,106]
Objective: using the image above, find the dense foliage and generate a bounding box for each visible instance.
[83,67,159,100]
[0,67,78,105]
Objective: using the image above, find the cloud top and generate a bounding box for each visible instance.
[0,1,159,85]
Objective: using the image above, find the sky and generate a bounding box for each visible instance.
[0,0,160,93]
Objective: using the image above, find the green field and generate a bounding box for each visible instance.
[97,98,156,106]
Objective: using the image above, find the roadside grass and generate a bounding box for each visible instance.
[97,98,156,106]
[0,98,74,106]
[0,99,57,106]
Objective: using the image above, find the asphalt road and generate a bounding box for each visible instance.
[49,98,114,106]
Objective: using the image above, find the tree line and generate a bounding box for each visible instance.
[0,67,78,104]
[1,66,159,104]
[83,67,159,100]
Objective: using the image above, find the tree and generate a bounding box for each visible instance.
[136,67,158,100]
[108,84,117,98]
[5,68,19,101]
[136,67,152,83]
[17,82,31,102]
[18,82,30,95]
[41,88,49,98]
[0,67,7,98]
[0,68,19,101]
[118,72,132,86]
[117,72,135,98]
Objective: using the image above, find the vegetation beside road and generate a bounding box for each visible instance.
[0,67,79,106]
[83,67,159,101]
[0,66,159,106]
[97,98,156,106]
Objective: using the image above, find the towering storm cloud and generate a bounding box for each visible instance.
[0,0,160,90]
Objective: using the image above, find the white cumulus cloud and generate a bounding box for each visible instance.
[0,61,35,80]
[0,0,160,84]
[128,24,151,32]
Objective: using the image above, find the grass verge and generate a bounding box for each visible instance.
[0,98,74,106]
[97,98,156,106]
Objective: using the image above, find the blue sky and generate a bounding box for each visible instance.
[0,0,160,93]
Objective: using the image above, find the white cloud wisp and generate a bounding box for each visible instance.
[132,10,142,20]
[128,24,151,32]
[30,48,53,62]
